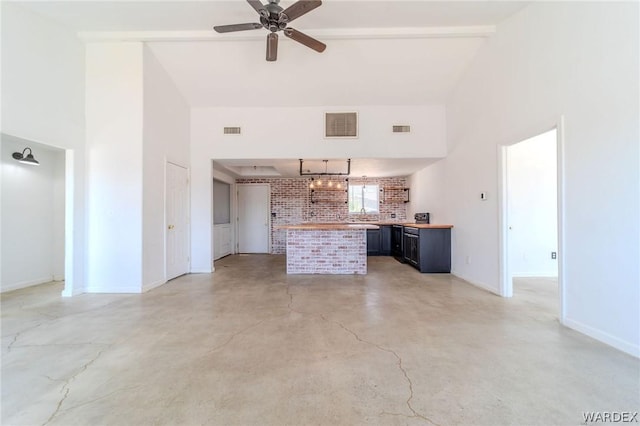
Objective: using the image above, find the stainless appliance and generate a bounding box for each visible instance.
[414,212,430,224]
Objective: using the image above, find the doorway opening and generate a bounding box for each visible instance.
[213,179,233,260]
[1,135,66,294]
[500,125,564,320]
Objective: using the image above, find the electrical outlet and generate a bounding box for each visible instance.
[551,251,557,259]
[465,256,471,264]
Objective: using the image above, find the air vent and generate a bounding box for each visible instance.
[325,112,358,138]
[223,126,241,135]
[393,125,411,133]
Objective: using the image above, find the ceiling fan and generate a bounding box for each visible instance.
[214,0,326,62]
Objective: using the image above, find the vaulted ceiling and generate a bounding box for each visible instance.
[17,1,529,107]
[14,1,530,176]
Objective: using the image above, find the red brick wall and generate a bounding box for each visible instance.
[285,229,367,274]
[236,177,408,254]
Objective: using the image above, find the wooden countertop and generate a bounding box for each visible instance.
[276,223,379,230]
[276,223,453,230]
[401,224,454,229]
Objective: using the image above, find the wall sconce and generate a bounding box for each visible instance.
[12,147,40,166]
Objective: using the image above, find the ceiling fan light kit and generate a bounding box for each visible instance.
[214,0,326,62]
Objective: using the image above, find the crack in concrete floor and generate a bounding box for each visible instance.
[322,314,440,426]
[42,345,111,426]
[206,319,266,354]
[6,322,44,353]
[287,284,439,425]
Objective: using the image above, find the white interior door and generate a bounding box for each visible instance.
[166,162,190,280]
[237,184,270,253]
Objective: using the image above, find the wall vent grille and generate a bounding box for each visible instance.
[325,112,358,138]
[223,126,241,135]
[392,125,411,133]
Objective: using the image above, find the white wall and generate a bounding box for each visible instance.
[191,105,446,271]
[1,2,86,295]
[507,130,557,277]
[1,136,65,292]
[85,42,144,293]
[192,106,446,160]
[142,45,190,291]
[445,2,639,355]
[407,159,446,224]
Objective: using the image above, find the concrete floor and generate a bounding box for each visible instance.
[2,255,638,425]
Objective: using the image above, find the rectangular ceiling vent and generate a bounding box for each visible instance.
[223,126,241,135]
[393,125,411,133]
[325,112,358,138]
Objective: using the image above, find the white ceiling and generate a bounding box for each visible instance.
[17,1,529,32]
[14,0,529,177]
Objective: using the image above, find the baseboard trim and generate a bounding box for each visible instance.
[1,277,53,293]
[564,317,639,358]
[451,270,501,296]
[191,269,214,274]
[511,273,558,278]
[84,285,141,294]
[142,279,166,293]
[62,286,84,297]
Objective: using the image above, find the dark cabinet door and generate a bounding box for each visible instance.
[367,229,381,255]
[418,228,451,273]
[391,225,404,261]
[379,225,392,255]
[403,233,419,267]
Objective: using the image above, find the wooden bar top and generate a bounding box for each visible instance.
[276,223,379,230]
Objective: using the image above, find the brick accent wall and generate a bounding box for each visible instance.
[236,177,408,254]
[285,229,367,274]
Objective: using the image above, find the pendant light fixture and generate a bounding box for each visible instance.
[12,147,40,166]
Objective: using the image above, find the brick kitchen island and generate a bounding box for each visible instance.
[277,224,379,274]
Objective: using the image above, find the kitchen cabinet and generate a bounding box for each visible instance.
[367,229,381,255]
[366,226,392,256]
[379,225,392,255]
[402,226,451,273]
[391,225,404,261]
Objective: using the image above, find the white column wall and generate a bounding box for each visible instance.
[142,45,191,290]
[444,2,639,355]
[85,42,144,293]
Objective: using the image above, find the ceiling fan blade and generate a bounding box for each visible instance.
[284,28,326,53]
[247,0,268,17]
[280,0,322,23]
[213,23,262,33]
[266,33,278,62]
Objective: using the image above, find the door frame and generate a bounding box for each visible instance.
[236,183,271,254]
[165,160,191,281]
[498,116,566,324]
